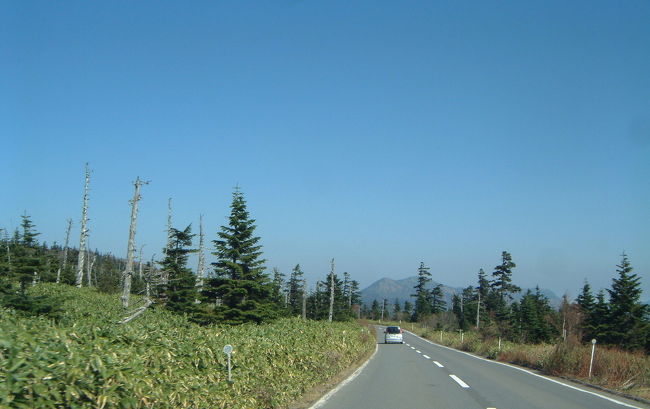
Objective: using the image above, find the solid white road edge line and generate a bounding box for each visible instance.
[450,374,470,388]
[404,331,644,409]
[309,342,379,409]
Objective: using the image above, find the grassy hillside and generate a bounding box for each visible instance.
[0,284,375,409]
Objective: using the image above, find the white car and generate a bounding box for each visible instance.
[384,326,403,344]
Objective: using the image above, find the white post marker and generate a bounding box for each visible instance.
[589,339,597,378]
[223,344,233,383]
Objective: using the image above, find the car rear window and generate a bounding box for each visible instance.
[386,327,401,334]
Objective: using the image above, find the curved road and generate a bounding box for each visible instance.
[313,326,649,409]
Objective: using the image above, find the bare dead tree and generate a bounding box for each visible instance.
[121,177,148,308]
[328,258,335,322]
[56,218,73,284]
[475,291,481,329]
[302,279,307,320]
[137,245,145,279]
[86,251,96,287]
[161,197,173,287]
[195,214,206,295]
[75,163,91,287]
[1,228,11,268]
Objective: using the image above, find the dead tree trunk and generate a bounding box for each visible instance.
[137,245,145,279]
[1,229,11,269]
[75,163,91,287]
[86,251,95,287]
[57,218,73,284]
[121,177,148,308]
[328,258,335,322]
[302,279,307,320]
[195,214,206,300]
[162,197,172,287]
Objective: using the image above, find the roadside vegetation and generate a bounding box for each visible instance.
[1,175,373,409]
[1,284,375,409]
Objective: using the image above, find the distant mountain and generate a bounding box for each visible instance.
[360,276,562,309]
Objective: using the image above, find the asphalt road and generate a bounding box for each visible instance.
[313,326,649,409]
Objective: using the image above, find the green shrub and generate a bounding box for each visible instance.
[1,284,375,409]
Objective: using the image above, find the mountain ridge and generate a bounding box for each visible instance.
[360,276,562,309]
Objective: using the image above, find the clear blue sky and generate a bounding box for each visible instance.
[2,1,649,299]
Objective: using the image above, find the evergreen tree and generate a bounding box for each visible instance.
[393,298,401,320]
[489,251,520,325]
[20,214,40,247]
[605,253,648,349]
[159,225,197,315]
[590,290,610,341]
[431,284,446,314]
[203,188,277,324]
[371,299,381,320]
[349,280,362,307]
[270,267,286,308]
[576,280,596,341]
[13,215,42,290]
[411,262,432,321]
[403,300,413,319]
[286,264,305,316]
[323,271,350,321]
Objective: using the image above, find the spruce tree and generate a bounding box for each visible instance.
[403,300,413,318]
[159,225,197,315]
[393,298,401,320]
[431,284,446,314]
[13,215,42,290]
[489,251,520,325]
[286,264,305,316]
[576,280,596,341]
[605,253,648,349]
[270,267,286,308]
[371,299,381,320]
[204,188,277,324]
[411,262,432,321]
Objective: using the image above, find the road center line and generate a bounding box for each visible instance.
[433,361,444,367]
[423,354,430,359]
[450,374,470,389]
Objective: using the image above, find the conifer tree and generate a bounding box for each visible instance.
[411,262,432,321]
[605,253,648,349]
[349,280,362,307]
[159,225,197,315]
[286,264,305,316]
[431,284,446,314]
[391,298,400,320]
[270,267,286,308]
[14,215,42,290]
[371,299,381,320]
[576,280,597,341]
[204,188,277,324]
[403,300,413,318]
[489,251,520,325]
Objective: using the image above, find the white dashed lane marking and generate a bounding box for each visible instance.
[416,350,421,354]
[449,374,470,389]
[423,355,430,359]
[433,361,444,367]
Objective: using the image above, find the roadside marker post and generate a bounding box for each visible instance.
[223,344,233,383]
[589,339,597,378]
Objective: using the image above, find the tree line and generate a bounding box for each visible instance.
[0,187,362,325]
[369,252,649,352]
